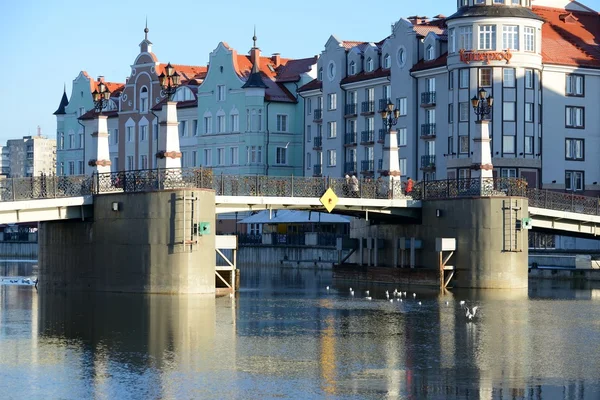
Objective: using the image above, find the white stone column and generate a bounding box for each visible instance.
[380,129,402,198]
[87,115,111,174]
[156,101,181,169]
[470,120,494,195]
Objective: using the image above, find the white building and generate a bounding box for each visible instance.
[299,0,600,195]
[6,135,56,178]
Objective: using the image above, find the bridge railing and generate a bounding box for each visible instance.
[0,174,93,201]
[527,188,600,215]
[410,178,528,200]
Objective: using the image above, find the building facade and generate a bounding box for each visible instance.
[6,135,56,178]
[299,0,600,195]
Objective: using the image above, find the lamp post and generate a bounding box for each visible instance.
[92,79,111,114]
[380,100,400,132]
[379,100,402,198]
[158,62,181,101]
[471,88,494,121]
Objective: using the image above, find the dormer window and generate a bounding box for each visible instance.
[426,45,434,61]
[349,61,356,75]
[366,58,373,72]
[318,67,323,81]
[140,86,148,112]
[383,54,391,69]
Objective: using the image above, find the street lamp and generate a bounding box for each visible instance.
[380,100,401,132]
[471,88,494,121]
[158,62,181,101]
[92,79,111,114]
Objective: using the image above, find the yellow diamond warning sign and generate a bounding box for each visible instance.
[320,188,339,213]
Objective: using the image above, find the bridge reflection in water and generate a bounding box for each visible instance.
[1,265,600,398]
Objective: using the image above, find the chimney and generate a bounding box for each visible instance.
[97,75,105,82]
[271,53,281,67]
[407,16,429,25]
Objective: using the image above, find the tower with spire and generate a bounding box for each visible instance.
[242,27,267,89]
[139,18,152,53]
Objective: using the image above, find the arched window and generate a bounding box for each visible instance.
[383,54,391,69]
[366,58,373,72]
[140,86,148,112]
[426,45,435,60]
[318,67,323,81]
[349,61,356,75]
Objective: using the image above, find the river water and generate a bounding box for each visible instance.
[1,261,600,399]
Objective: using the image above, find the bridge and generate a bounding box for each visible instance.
[0,169,598,237]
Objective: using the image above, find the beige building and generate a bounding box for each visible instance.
[6,136,56,178]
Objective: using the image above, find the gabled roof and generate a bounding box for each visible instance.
[53,89,69,115]
[533,5,600,68]
[157,63,208,81]
[297,78,322,93]
[411,53,448,72]
[276,56,318,82]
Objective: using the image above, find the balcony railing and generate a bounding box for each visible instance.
[313,164,322,176]
[345,103,357,116]
[378,159,383,171]
[313,109,322,121]
[421,155,436,169]
[313,136,322,150]
[421,91,436,106]
[344,132,357,146]
[361,101,375,114]
[379,98,392,112]
[420,123,436,138]
[344,162,357,175]
[361,160,374,173]
[360,130,375,144]
[378,129,387,143]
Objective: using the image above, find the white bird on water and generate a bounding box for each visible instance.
[365,296,372,300]
[350,290,355,296]
[326,286,330,290]
[403,291,407,297]
[365,290,370,296]
[465,306,479,320]
[459,300,466,306]
[390,299,394,303]
[418,301,422,305]
[413,293,417,298]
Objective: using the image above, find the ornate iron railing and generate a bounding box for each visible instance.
[313,136,323,149]
[313,109,322,121]
[344,132,357,146]
[344,103,357,116]
[360,130,375,144]
[0,174,94,202]
[361,101,375,114]
[410,178,528,200]
[527,188,600,215]
[420,155,436,169]
[379,98,392,112]
[344,162,357,175]
[421,91,436,106]
[420,123,436,137]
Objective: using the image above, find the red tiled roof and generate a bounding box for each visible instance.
[533,6,600,68]
[157,63,208,81]
[340,68,391,85]
[411,53,448,72]
[297,79,322,92]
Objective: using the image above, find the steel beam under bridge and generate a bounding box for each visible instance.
[530,206,600,236]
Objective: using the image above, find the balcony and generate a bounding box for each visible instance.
[344,162,357,175]
[313,164,323,176]
[361,160,374,174]
[344,103,357,117]
[379,98,392,112]
[313,136,322,150]
[313,109,323,121]
[421,91,436,107]
[421,155,436,170]
[344,132,357,147]
[360,130,375,144]
[378,129,387,143]
[377,159,383,171]
[361,101,375,114]
[420,123,436,138]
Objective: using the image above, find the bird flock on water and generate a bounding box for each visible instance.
[325,286,479,321]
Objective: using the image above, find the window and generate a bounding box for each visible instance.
[397,48,406,66]
[448,136,454,155]
[449,72,454,90]
[524,27,535,52]
[383,85,391,101]
[459,69,469,88]
[566,106,584,128]
[78,107,85,117]
[328,121,337,138]
[425,78,435,93]
[449,28,456,53]
[306,125,312,142]
[565,171,584,191]
[525,69,533,88]
[69,133,74,148]
[565,138,584,160]
[192,151,198,167]
[277,115,288,132]
[276,147,287,165]
[459,135,469,154]
[366,87,374,102]
[503,135,515,154]
[383,54,391,69]
[502,25,519,50]
[503,68,515,87]
[217,115,226,133]
[459,102,469,121]
[366,58,373,72]
[566,74,584,96]
[79,132,84,148]
[217,85,226,101]
[192,119,199,136]
[230,147,239,165]
[478,25,496,50]
[68,161,75,175]
[525,103,534,122]
[503,102,515,121]
[113,129,119,144]
[328,93,337,110]
[397,128,407,146]
[248,146,262,163]
[140,87,148,112]
[59,162,64,175]
[459,26,472,50]
[328,62,336,80]
[349,61,356,75]
[448,104,454,123]
[500,168,517,178]
[525,136,534,154]
[217,148,225,165]
[127,126,133,142]
[306,153,311,169]
[306,98,312,114]
[327,149,336,166]
[347,119,356,134]
[153,121,158,140]
[179,120,188,137]
[127,156,134,171]
[246,109,251,131]
[58,132,64,149]
[258,109,263,131]
[204,149,212,166]
[479,68,492,87]
[426,45,434,60]
[494,0,505,4]
[318,67,323,81]
[399,158,407,176]
[204,116,212,134]
[181,151,188,169]
[78,161,84,174]
[140,125,148,141]
[140,155,148,169]
[397,97,407,116]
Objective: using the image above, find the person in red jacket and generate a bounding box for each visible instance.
[405,177,414,195]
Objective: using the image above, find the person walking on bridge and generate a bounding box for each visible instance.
[404,177,414,195]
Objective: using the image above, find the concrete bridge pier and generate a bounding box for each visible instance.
[38,189,216,294]
[350,196,529,289]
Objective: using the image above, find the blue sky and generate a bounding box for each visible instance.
[1,0,599,145]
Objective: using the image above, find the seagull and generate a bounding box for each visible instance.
[413,293,417,298]
[399,299,403,303]
[459,300,466,306]
[326,286,329,290]
[418,301,422,305]
[349,287,353,292]
[350,290,354,296]
[465,306,479,320]
[365,290,370,295]
[390,299,394,303]
[403,292,407,297]
[365,296,372,300]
